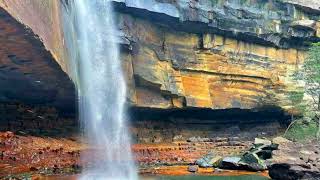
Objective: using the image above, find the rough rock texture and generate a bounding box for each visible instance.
[0,131,254,177]
[118,13,306,109]
[62,0,320,111]
[0,0,320,112]
[113,0,320,48]
[0,5,74,111]
[131,108,285,143]
[111,0,320,110]
[268,137,320,180]
[0,0,68,72]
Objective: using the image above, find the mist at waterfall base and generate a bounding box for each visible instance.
[61,0,138,179]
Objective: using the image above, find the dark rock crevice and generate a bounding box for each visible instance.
[269,163,320,180]
[129,106,288,122]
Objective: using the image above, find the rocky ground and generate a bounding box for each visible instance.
[1,130,319,179]
[0,131,261,179]
[0,131,83,177]
[268,137,320,180]
[188,137,320,180]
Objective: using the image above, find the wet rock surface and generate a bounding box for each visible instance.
[219,157,242,170]
[190,138,276,172]
[239,152,267,171]
[0,131,252,178]
[195,152,222,168]
[187,165,198,173]
[186,136,303,174]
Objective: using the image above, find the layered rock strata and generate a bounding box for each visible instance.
[0,0,319,112]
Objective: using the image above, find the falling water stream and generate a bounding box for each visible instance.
[61,0,138,179]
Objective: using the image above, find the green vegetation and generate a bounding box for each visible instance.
[288,90,306,117]
[284,119,318,141]
[287,42,320,141]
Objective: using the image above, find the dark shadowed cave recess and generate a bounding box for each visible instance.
[0,6,76,137]
[129,106,288,143]
[0,7,75,112]
[0,5,289,142]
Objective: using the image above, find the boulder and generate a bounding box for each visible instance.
[250,138,278,160]
[268,139,320,180]
[256,149,273,160]
[187,165,199,173]
[272,136,291,145]
[218,157,241,170]
[269,163,320,180]
[251,143,278,152]
[195,152,221,168]
[209,156,223,168]
[216,138,274,171]
[262,143,279,151]
[254,138,272,146]
[240,152,267,171]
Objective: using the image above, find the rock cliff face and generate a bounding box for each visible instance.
[0,0,319,112]
[113,0,319,111]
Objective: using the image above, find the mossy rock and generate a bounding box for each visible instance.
[218,156,241,170]
[240,152,267,171]
[195,152,215,168]
[257,150,272,160]
[209,156,223,167]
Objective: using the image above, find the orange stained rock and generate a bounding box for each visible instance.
[0,132,250,177]
[32,166,269,179]
[141,165,269,177]
[0,132,84,177]
[180,73,212,108]
[141,165,214,176]
[132,141,248,166]
[0,0,309,112]
[32,175,78,180]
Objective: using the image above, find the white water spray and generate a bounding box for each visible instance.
[61,0,138,179]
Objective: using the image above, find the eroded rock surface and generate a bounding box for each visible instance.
[114,0,320,48]
[268,137,320,180]
[0,131,252,177]
[0,0,319,113]
[96,0,320,111]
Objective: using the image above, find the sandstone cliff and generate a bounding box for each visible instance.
[0,0,319,112]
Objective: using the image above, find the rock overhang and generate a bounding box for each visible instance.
[0,0,319,114]
[0,5,75,112]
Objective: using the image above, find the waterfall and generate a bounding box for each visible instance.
[61,0,138,179]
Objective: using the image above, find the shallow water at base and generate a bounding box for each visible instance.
[35,175,269,180]
[148,175,269,180]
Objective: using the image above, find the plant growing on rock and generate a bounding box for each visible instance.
[284,90,307,137]
[292,42,320,139]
